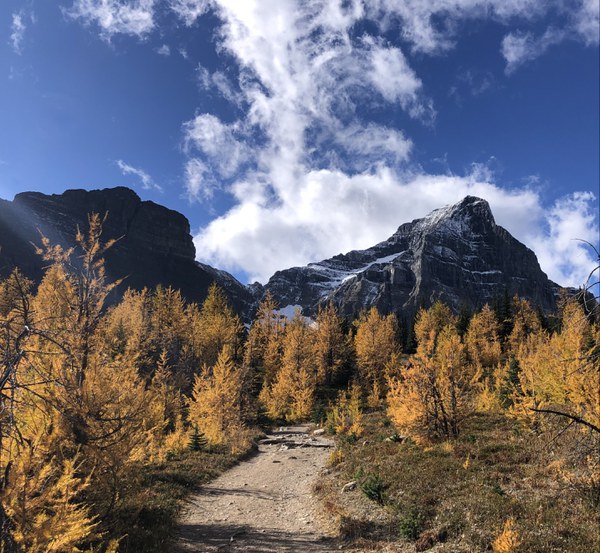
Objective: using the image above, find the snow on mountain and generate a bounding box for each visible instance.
[262,196,562,318]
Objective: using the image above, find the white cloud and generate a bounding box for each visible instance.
[116,159,162,191]
[10,12,27,54]
[66,0,156,40]
[179,0,432,204]
[529,192,599,288]
[365,0,546,54]
[156,43,170,56]
[364,1,597,71]
[197,65,241,105]
[184,157,218,201]
[183,114,250,179]
[195,168,598,287]
[169,0,211,26]
[501,0,599,73]
[363,36,423,108]
[501,28,566,74]
[333,123,412,170]
[573,0,600,46]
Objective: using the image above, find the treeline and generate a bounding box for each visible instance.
[0,215,598,552]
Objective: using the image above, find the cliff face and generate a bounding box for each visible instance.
[0,187,253,314]
[262,196,562,317]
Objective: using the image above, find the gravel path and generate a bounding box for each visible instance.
[173,426,339,552]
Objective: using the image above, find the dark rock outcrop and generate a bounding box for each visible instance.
[0,187,253,315]
[262,196,562,317]
[0,189,568,321]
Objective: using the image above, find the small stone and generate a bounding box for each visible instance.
[313,428,326,436]
[341,481,357,493]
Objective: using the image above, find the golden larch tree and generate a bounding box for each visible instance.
[354,307,399,406]
[260,310,316,421]
[187,349,245,447]
[388,303,472,440]
[313,302,349,385]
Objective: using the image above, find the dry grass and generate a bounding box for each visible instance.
[316,411,600,552]
[103,446,251,552]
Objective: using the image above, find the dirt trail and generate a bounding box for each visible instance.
[173,425,339,552]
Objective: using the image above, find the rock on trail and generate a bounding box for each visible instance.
[173,425,338,552]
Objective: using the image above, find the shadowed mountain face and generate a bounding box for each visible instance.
[261,196,562,317]
[0,187,254,315]
[0,188,563,319]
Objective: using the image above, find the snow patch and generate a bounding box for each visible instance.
[308,251,404,293]
[274,304,303,319]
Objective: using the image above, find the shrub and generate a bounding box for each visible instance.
[360,473,386,505]
[399,507,424,541]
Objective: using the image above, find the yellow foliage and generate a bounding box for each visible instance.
[328,448,345,467]
[313,302,349,385]
[196,283,243,368]
[388,304,472,440]
[513,300,599,433]
[508,297,541,354]
[354,307,399,398]
[474,380,502,412]
[466,304,501,386]
[327,381,363,436]
[3,436,97,552]
[244,292,284,413]
[260,311,316,421]
[188,349,245,447]
[462,454,471,470]
[492,517,521,553]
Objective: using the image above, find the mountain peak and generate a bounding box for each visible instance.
[414,196,495,236]
[263,195,559,317]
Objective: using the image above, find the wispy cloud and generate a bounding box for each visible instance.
[10,11,27,54]
[501,0,599,73]
[65,0,157,40]
[502,28,566,74]
[196,65,242,106]
[183,114,250,183]
[156,43,170,56]
[529,191,599,287]
[116,159,162,191]
[169,0,211,26]
[184,158,217,201]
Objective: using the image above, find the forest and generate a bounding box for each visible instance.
[0,214,598,552]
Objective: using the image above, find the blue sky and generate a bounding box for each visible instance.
[1,1,598,286]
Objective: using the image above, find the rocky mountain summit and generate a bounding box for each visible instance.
[0,187,253,314]
[0,188,564,320]
[262,196,562,317]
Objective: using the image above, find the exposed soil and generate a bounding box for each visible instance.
[172,425,340,552]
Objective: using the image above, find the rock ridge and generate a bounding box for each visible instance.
[261,196,562,317]
[0,187,253,315]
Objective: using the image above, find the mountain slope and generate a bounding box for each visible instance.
[0,189,565,319]
[0,187,254,315]
[262,196,561,316]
